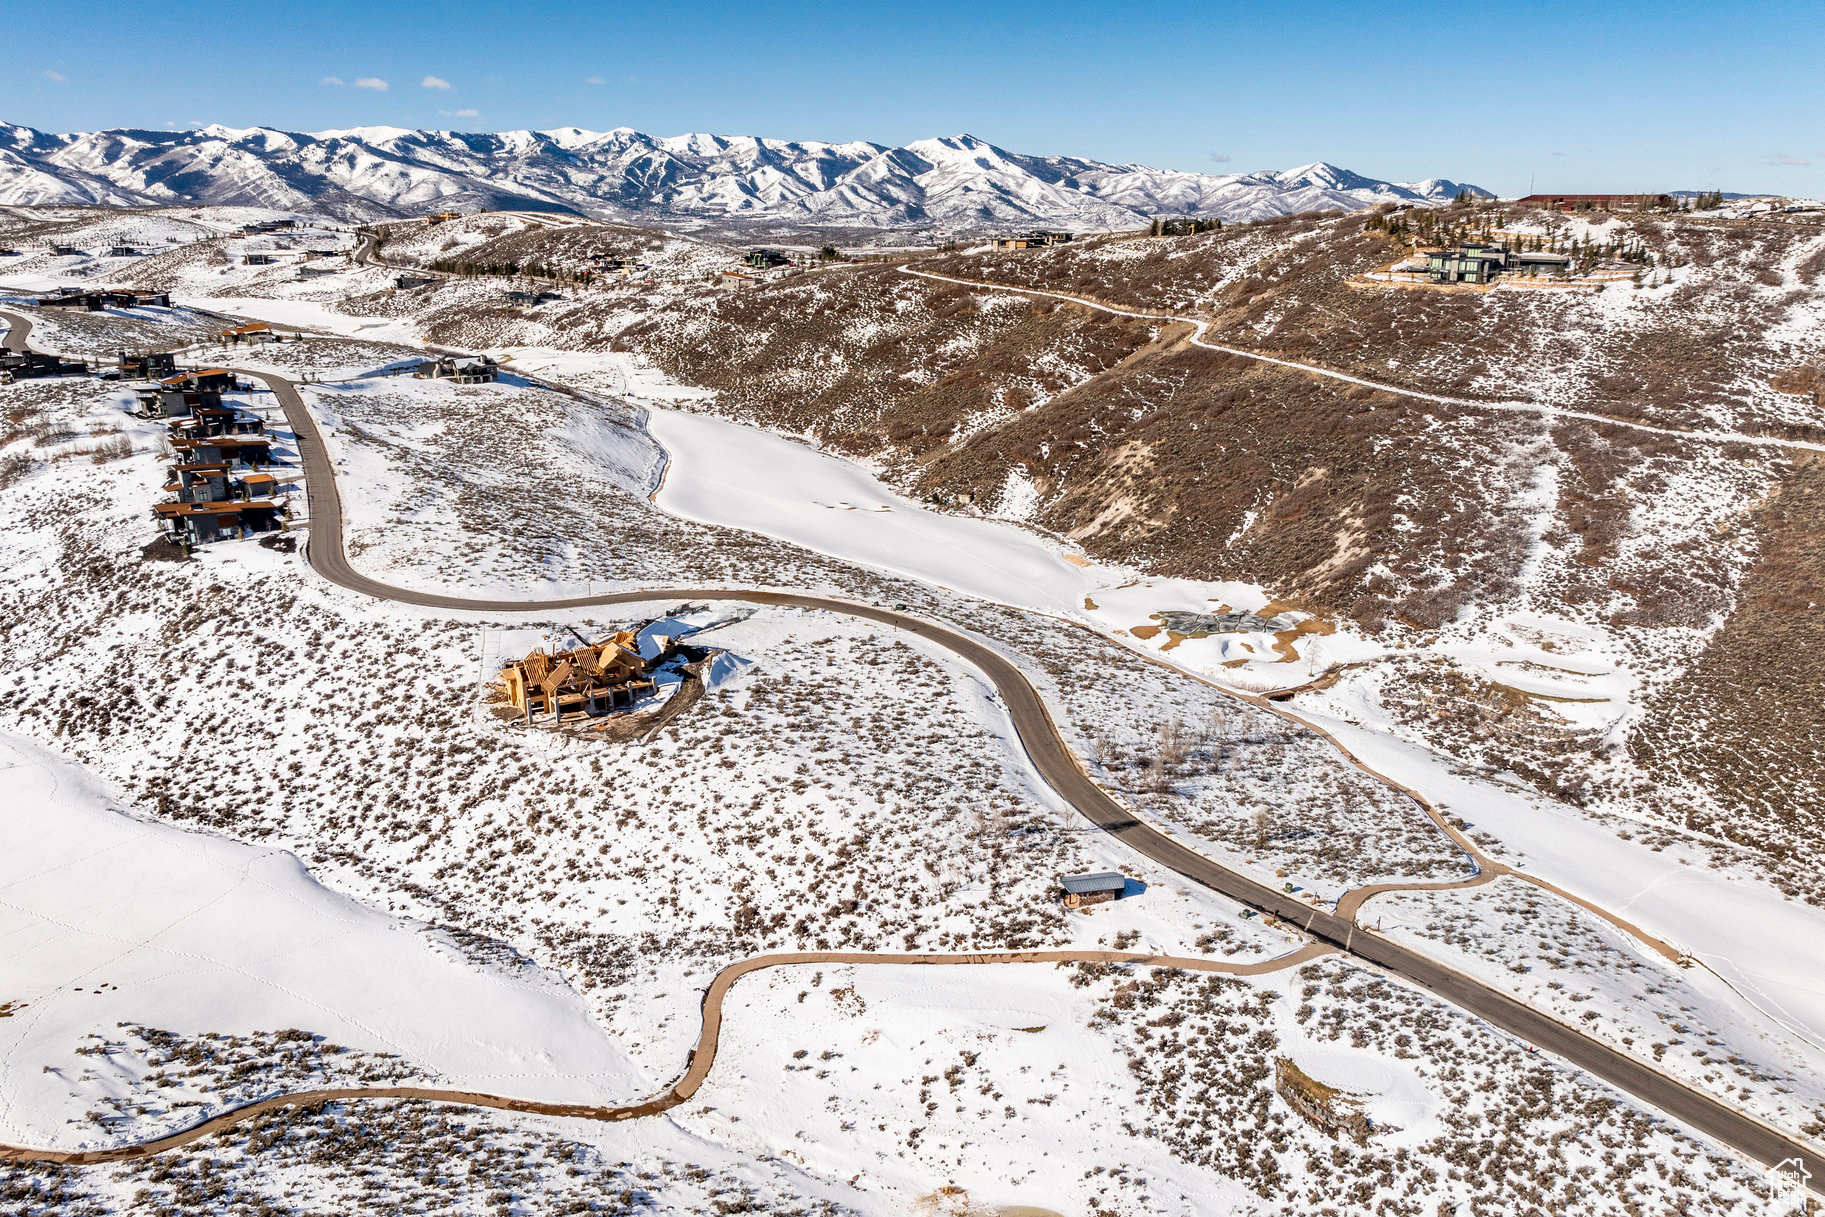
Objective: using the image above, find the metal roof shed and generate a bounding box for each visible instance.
[1058,872,1127,908]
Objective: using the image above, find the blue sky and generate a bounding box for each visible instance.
[9,0,1823,196]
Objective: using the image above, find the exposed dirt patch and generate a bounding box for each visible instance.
[139,536,190,563]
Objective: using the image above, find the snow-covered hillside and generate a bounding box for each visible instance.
[0,121,1487,230]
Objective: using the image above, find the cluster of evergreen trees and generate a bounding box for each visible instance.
[1689,189,1728,211]
[1147,216,1222,237]
[1370,207,1512,247]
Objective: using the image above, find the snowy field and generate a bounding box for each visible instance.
[0,731,650,1151]
[648,406,1369,684]
[2,208,1822,1215]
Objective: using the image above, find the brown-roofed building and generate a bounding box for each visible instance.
[166,404,264,440]
[166,462,232,503]
[220,322,275,345]
[164,462,279,504]
[139,388,222,419]
[152,499,282,545]
[160,369,242,394]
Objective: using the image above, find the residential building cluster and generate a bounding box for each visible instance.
[137,367,288,547]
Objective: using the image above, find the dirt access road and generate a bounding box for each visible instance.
[0,944,1335,1166]
[903,267,1825,456]
[0,310,1817,1191]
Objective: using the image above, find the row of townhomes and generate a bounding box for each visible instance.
[136,365,289,547]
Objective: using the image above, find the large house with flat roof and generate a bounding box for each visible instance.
[1426,242,1572,284]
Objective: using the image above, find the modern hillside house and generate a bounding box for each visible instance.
[35,288,171,311]
[118,351,179,380]
[412,355,499,384]
[992,231,1075,250]
[1426,243,1505,284]
[159,369,243,394]
[152,499,282,546]
[1426,243,1572,284]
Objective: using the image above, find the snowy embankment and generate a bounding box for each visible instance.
[0,731,652,1151]
[647,407,1371,682]
[1301,704,1825,1056]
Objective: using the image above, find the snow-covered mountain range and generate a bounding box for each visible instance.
[0,121,1487,230]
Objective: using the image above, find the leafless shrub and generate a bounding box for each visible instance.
[0,450,32,489]
[86,435,132,464]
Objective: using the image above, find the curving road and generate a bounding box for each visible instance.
[0,309,1818,1190]
[1,307,32,353]
[249,364,1823,1189]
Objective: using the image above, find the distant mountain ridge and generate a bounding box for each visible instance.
[0,121,1488,231]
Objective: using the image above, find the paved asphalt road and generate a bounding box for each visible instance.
[1,307,33,353]
[241,365,1823,1190]
[1,308,1814,1185]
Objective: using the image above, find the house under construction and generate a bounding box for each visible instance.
[499,631,661,723]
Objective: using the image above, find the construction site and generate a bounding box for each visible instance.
[493,620,726,741]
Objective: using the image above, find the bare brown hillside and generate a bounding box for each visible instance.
[1630,452,1825,886]
[566,211,1823,883]
[930,205,1825,438]
[260,208,1821,867]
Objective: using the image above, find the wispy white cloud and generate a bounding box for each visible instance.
[586,75,606,85]
[1207,152,1231,164]
[1767,152,1811,166]
[320,75,345,86]
[421,75,452,90]
[43,70,67,83]
[439,108,479,118]
[354,77,389,92]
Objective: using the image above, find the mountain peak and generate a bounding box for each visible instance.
[0,119,1485,229]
